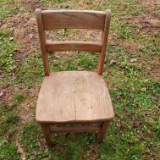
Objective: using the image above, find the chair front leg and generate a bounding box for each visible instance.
[41,124,52,147]
[98,121,110,143]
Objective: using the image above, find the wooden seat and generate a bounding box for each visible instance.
[37,71,114,123]
[35,9,114,147]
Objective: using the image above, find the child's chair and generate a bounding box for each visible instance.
[35,9,114,147]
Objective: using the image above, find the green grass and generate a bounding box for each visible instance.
[0,142,20,159]
[41,0,67,2]
[13,93,25,104]
[0,30,17,73]
[0,103,20,159]
[0,3,19,20]
[0,0,160,159]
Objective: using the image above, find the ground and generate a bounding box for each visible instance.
[0,0,160,159]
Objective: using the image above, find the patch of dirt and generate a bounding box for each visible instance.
[137,0,160,5]
[13,48,29,62]
[0,82,38,127]
[19,0,45,12]
[0,87,14,104]
[0,83,25,104]
[14,28,26,40]
[120,42,142,54]
[151,65,160,82]
[18,84,40,122]
[3,12,39,61]
[1,0,42,62]
[11,13,38,43]
[128,16,160,33]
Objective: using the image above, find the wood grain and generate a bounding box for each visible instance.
[97,9,111,75]
[41,124,52,147]
[42,10,106,30]
[35,9,50,76]
[50,126,101,133]
[98,121,110,143]
[36,71,114,123]
[46,41,102,52]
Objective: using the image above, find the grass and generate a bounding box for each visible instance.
[0,29,17,74]
[0,0,160,159]
[0,1,20,21]
[13,93,25,104]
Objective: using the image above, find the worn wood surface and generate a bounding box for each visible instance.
[97,9,111,75]
[46,41,102,52]
[35,9,50,76]
[41,124,52,147]
[50,125,101,133]
[42,10,106,30]
[36,71,114,123]
[98,121,110,143]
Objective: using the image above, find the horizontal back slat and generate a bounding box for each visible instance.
[46,41,102,52]
[42,10,106,30]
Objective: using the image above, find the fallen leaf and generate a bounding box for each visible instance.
[133,121,141,130]
[0,91,4,97]
[1,24,8,29]
[54,54,61,59]
[29,34,33,39]
[146,19,160,25]
[147,66,152,70]
[110,60,116,65]
[0,89,6,97]
[152,96,158,101]
[16,139,29,157]
[10,37,14,41]
[130,18,140,24]
[46,39,52,43]
[130,58,137,63]
[78,67,85,71]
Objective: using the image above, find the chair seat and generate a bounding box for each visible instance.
[36,71,114,123]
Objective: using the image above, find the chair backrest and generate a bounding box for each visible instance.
[35,9,111,76]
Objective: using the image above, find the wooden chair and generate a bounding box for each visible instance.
[35,9,114,147]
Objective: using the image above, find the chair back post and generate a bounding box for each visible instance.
[97,9,111,75]
[35,9,50,76]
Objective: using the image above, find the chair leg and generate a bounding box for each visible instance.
[41,124,52,147]
[98,121,110,143]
